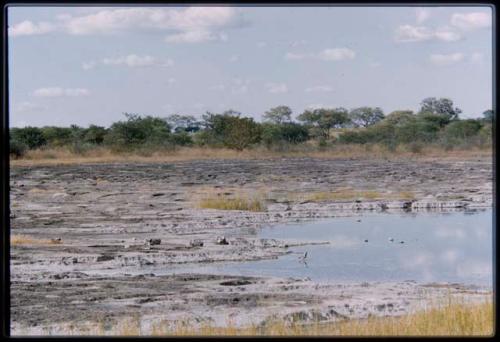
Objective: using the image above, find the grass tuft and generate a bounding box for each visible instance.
[10,234,62,246]
[289,189,416,203]
[115,299,493,336]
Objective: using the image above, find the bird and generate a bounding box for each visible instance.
[364,239,369,243]
[298,251,308,261]
[388,237,394,242]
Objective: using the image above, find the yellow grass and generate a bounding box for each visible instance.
[289,189,416,202]
[196,187,266,212]
[10,234,62,246]
[10,145,492,167]
[101,300,493,336]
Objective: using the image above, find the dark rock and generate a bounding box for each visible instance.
[145,238,161,246]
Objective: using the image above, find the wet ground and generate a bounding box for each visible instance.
[9,157,493,335]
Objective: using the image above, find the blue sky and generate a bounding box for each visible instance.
[8,6,493,127]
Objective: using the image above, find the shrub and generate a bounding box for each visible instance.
[105,113,172,148]
[41,126,74,147]
[10,127,47,149]
[9,139,28,158]
[261,123,309,148]
[169,132,193,146]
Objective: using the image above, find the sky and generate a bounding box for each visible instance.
[7,5,493,128]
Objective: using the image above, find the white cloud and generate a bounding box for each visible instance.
[429,52,465,66]
[416,8,431,24]
[82,61,97,70]
[256,41,267,48]
[8,20,55,36]
[284,52,309,60]
[306,103,332,110]
[318,48,356,61]
[83,54,173,69]
[229,54,239,62]
[395,25,461,42]
[434,27,462,42]
[285,48,355,62]
[102,54,173,67]
[14,102,46,112]
[305,85,334,93]
[451,12,491,30]
[167,77,176,85]
[266,82,288,94]
[164,30,227,43]
[33,87,90,97]
[10,7,244,43]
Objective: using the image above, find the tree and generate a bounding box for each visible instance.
[263,106,292,124]
[261,122,309,147]
[10,127,47,149]
[165,114,200,133]
[84,125,107,145]
[41,126,73,146]
[384,110,415,126]
[349,107,385,127]
[482,109,494,122]
[443,119,482,141]
[419,97,462,121]
[106,113,172,147]
[221,116,262,150]
[297,107,350,139]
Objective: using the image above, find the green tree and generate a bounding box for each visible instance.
[165,114,200,133]
[10,127,47,149]
[297,108,350,139]
[482,109,493,122]
[41,126,73,146]
[263,106,292,124]
[349,107,385,127]
[106,113,172,147]
[419,97,462,121]
[384,110,415,126]
[83,125,107,145]
[261,122,309,147]
[222,116,262,150]
[442,119,482,141]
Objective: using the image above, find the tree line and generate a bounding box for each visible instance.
[9,97,493,157]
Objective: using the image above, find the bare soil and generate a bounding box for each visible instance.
[9,156,493,335]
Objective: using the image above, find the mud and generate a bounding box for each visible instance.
[9,157,493,335]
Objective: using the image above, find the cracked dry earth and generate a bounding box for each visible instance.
[10,157,493,335]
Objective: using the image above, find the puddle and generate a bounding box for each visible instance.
[171,209,493,286]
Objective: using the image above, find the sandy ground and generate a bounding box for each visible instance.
[9,156,493,335]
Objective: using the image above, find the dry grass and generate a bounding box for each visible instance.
[289,188,416,203]
[195,187,267,212]
[10,145,492,167]
[10,234,62,246]
[88,299,493,336]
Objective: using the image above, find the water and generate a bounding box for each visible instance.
[177,209,493,286]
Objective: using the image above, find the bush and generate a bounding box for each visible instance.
[261,123,309,148]
[41,126,74,147]
[105,113,172,148]
[169,132,193,146]
[10,127,47,149]
[9,139,28,158]
[199,112,262,150]
[83,125,107,145]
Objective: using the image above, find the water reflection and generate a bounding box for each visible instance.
[188,209,493,286]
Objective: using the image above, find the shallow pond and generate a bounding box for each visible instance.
[180,209,493,286]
